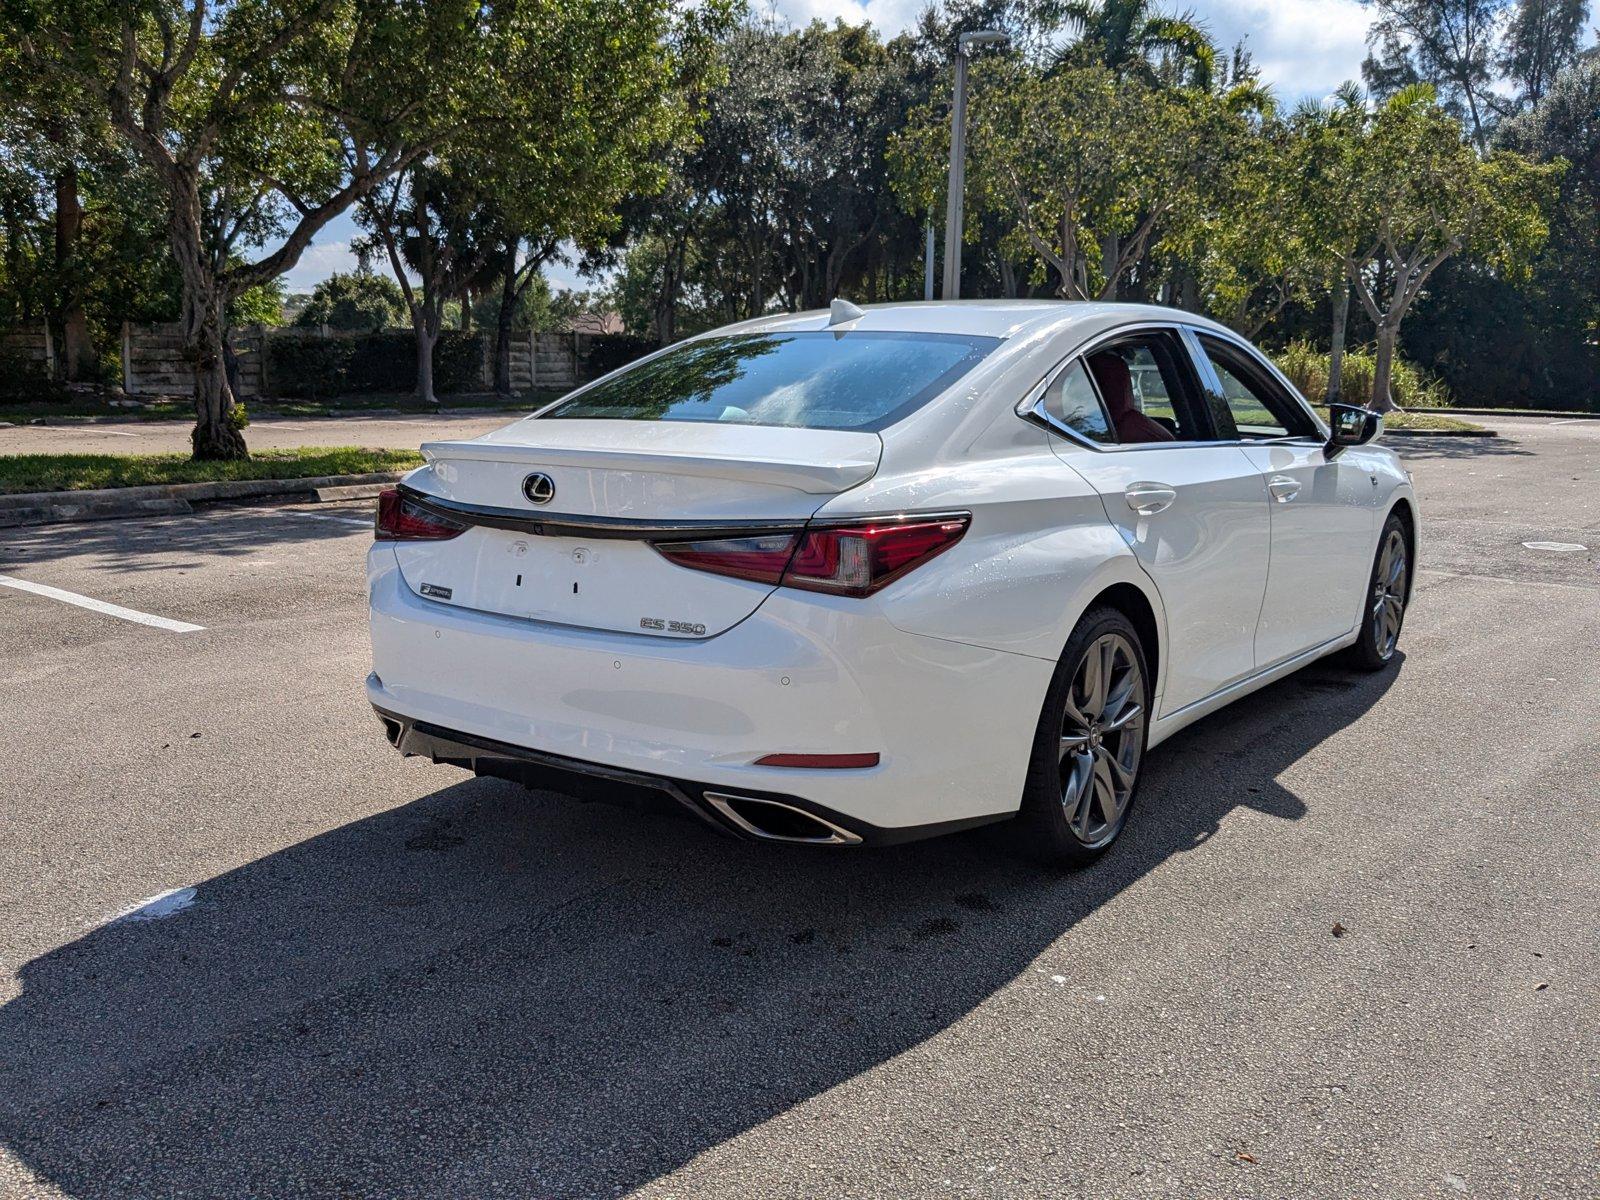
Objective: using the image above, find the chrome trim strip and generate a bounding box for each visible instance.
[1017,319,1330,452]
[399,484,969,543]
[398,484,809,541]
[702,792,865,846]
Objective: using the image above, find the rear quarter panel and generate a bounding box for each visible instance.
[816,419,1168,698]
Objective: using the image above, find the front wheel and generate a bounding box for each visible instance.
[1346,512,1411,671]
[1018,606,1150,867]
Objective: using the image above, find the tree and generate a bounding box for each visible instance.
[1340,86,1559,409]
[293,270,404,332]
[1,0,535,458]
[1043,0,1216,88]
[353,0,720,394]
[897,60,1216,301]
[1284,83,1376,403]
[1359,0,1507,150]
[1184,102,1334,338]
[1498,0,1589,109]
[360,161,495,403]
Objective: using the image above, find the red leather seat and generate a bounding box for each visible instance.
[1088,352,1175,444]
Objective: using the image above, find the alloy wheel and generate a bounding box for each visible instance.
[1058,632,1145,846]
[1372,528,1408,659]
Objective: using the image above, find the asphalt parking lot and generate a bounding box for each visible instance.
[1,416,1595,1198]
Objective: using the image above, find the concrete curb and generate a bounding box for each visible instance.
[0,471,403,529]
[1442,407,1599,420]
[1385,427,1498,438]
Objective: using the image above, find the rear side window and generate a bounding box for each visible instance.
[540,330,1001,432]
[1041,360,1115,444]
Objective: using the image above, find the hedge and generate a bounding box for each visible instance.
[1274,341,1449,409]
[0,347,68,404]
[585,332,656,378]
[265,330,488,398]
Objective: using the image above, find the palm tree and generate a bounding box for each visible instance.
[1043,0,1216,90]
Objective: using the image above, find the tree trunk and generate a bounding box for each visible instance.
[1370,323,1398,413]
[1099,232,1119,301]
[494,245,516,395]
[1326,281,1350,406]
[54,164,96,382]
[167,166,247,459]
[186,296,247,460]
[1179,272,1199,313]
[414,309,440,405]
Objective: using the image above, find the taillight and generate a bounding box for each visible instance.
[784,517,969,597]
[652,515,968,598]
[374,489,466,541]
[652,533,800,585]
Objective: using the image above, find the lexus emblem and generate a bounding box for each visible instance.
[522,472,556,505]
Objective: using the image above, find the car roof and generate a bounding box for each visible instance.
[706,299,1239,343]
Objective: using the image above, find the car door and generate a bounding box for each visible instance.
[1028,327,1272,717]
[1187,329,1378,667]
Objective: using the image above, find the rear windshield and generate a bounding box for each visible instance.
[539,330,1001,432]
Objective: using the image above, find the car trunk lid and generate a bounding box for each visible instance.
[390,419,882,638]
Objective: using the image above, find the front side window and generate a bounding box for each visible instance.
[539,330,1001,432]
[1195,334,1316,440]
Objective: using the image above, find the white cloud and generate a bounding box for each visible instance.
[281,238,361,293]
[1191,0,1372,100]
[763,0,1375,101]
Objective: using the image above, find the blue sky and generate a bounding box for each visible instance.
[282,0,1377,294]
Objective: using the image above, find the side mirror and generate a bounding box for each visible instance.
[1326,403,1381,457]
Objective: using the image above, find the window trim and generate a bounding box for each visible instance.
[1016,322,1220,454]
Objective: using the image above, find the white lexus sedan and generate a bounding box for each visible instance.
[367,301,1415,865]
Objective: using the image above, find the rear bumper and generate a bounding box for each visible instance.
[367,545,1051,836]
[373,705,1006,847]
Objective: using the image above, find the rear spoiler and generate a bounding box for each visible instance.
[419,437,879,495]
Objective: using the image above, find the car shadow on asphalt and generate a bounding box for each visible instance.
[1390,432,1533,461]
[0,658,1399,1197]
[0,500,373,574]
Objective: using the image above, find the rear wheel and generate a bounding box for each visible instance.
[1345,512,1410,671]
[1019,606,1150,866]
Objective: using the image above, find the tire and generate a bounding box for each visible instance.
[1345,512,1411,672]
[1018,606,1151,867]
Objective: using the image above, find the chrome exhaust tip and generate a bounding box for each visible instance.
[701,792,864,846]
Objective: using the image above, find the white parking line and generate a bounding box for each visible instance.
[0,574,205,632]
[279,510,373,530]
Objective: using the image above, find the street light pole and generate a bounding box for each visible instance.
[941,29,1008,301]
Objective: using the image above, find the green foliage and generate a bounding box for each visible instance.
[265,331,487,399]
[1275,341,1450,408]
[294,272,406,332]
[901,60,1222,299]
[1048,0,1217,89]
[229,279,285,328]
[0,447,424,494]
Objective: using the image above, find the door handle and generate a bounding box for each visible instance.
[1124,483,1178,516]
[1267,474,1301,503]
